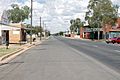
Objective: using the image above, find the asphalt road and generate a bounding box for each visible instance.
[0,36,120,80]
[56,36,120,73]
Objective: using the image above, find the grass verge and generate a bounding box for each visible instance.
[0,48,18,57]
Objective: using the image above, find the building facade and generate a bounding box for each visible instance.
[9,23,27,43]
[80,18,120,40]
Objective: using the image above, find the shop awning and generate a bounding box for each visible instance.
[0,24,20,30]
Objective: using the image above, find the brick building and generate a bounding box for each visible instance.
[103,18,120,39]
[80,18,120,39]
[0,24,21,44]
[80,26,103,39]
[9,23,27,43]
[0,23,27,44]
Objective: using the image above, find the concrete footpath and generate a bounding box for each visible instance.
[0,37,47,65]
[0,37,120,80]
[64,36,105,42]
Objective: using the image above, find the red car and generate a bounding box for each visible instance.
[115,37,120,44]
[106,37,117,44]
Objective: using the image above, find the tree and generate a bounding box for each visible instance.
[114,4,119,17]
[85,0,118,28]
[70,19,75,34]
[25,24,44,37]
[33,26,42,36]
[59,31,64,36]
[8,4,30,23]
[70,18,83,35]
[25,24,32,35]
[75,18,83,34]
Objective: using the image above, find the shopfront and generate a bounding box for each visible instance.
[109,30,120,38]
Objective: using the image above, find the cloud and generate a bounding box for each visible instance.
[0,0,90,33]
[0,0,16,16]
[1,0,119,34]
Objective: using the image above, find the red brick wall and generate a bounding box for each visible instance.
[102,24,112,34]
[80,27,84,38]
[116,18,120,28]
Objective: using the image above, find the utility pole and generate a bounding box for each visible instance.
[42,21,44,29]
[98,23,100,40]
[30,0,33,44]
[44,23,46,38]
[40,17,42,40]
[43,21,45,38]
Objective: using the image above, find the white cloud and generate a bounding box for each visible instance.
[0,0,16,16]
[0,0,89,33]
[1,0,119,34]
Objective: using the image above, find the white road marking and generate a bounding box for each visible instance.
[69,46,120,77]
[114,50,120,53]
[81,43,87,45]
[93,45,98,48]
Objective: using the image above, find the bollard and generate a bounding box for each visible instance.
[6,41,9,49]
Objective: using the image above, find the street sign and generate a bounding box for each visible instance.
[84,28,102,32]
[84,28,92,32]
[0,10,10,25]
[92,28,101,31]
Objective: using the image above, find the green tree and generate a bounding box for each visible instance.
[8,4,30,23]
[25,24,32,35]
[25,24,43,37]
[75,18,83,34]
[33,26,40,36]
[59,31,64,36]
[85,0,118,28]
[113,4,119,17]
[70,19,75,33]
[70,18,83,35]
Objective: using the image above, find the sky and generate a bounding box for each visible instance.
[0,0,120,34]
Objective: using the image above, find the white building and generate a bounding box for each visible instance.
[0,24,21,44]
[0,10,9,44]
[0,10,11,44]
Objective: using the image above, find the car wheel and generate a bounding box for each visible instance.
[112,41,115,44]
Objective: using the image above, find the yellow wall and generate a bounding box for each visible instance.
[9,30,21,43]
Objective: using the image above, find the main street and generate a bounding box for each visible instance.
[56,36,120,73]
[0,36,120,80]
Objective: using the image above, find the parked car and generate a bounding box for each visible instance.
[115,37,120,44]
[106,37,117,44]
